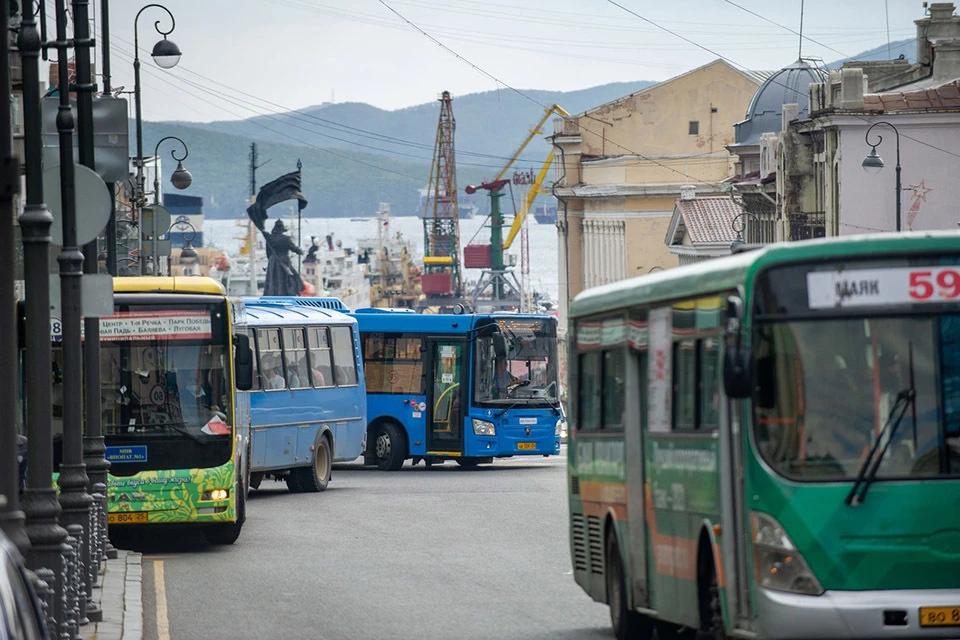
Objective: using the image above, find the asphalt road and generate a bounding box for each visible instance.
[118,448,613,640]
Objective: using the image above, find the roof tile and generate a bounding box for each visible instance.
[675,196,744,244]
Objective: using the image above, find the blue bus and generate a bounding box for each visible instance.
[243,297,367,492]
[352,310,562,470]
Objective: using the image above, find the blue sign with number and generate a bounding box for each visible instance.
[106,446,148,464]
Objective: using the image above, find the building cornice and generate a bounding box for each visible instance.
[554,183,723,198]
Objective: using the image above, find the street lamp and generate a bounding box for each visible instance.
[170,216,199,275]
[862,121,902,232]
[730,211,759,252]
[149,136,192,273]
[134,4,182,274]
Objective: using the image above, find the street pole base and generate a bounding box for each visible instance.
[86,602,102,623]
[105,543,118,560]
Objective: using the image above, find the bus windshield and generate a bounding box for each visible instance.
[754,315,960,481]
[473,319,559,406]
[97,305,233,472]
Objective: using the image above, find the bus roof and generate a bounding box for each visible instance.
[112,276,226,295]
[570,231,960,319]
[351,309,557,334]
[244,297,357,326]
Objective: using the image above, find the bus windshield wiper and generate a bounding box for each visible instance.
[846,345,916,506]
[159,421,207,445]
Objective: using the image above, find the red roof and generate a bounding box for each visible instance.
[674,195,744,244]
[862,80,960,112]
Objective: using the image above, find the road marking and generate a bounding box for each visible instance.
[155,560,171,640]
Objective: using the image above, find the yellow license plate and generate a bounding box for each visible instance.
[518,442,536,450]
[109,511,149,525]
[920,606,960,627]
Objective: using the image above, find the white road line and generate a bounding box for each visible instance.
[155,560,170,640]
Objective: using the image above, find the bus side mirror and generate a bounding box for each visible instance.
[723,295,752,399]
[234,333,254,391]
[492,334,507,359]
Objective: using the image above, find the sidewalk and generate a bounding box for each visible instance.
[80,550,143,640]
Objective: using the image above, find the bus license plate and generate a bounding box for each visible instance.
[518,442,536,450]
[920,606,960,627]
[109,512,148,525]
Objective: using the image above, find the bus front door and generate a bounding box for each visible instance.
[426,341,464,455]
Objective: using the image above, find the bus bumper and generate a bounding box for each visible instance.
[756,585,960,639]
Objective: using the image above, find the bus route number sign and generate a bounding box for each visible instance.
[807,266,960,309]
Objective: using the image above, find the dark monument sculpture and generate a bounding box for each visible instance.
[246,165,309,296]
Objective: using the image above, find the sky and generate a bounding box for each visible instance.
[95,0,921,123]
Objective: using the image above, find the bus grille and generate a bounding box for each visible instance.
[290,297,348,310]
[572,514,588,572]
[570,476,580,495]
[588,516,604,576]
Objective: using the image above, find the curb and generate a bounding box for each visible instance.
[81,550,143,640]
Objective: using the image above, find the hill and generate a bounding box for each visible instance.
[143,41,917,221]
[145,81,656,220]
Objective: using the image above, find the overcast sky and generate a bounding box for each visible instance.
[99,0,920,123]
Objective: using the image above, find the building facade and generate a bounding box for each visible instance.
[551,59,767,329]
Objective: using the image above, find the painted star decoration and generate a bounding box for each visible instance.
[908,179,933,202]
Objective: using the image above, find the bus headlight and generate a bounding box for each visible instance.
[555,419,563,436]
[472,419,496,436]
[201,489,230,501]
[751,512,823,596]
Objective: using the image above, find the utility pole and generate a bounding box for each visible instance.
[19,0,69,629]
[0,0,27,555]
[53,0,93,631]
[248,142,258,295]
[74,0,108,618]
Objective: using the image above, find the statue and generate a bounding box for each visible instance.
[245,163,309,296]
[263,220,304,296]
[303,236,321,264]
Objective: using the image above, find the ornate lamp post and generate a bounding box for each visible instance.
[133,4,182,274]
[19,0,68,630]
[730,211,760,252]
[171,216,200,275]
[862,121,902,232]
[151,136,192,272]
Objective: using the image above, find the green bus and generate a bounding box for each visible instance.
[567,232,960,640]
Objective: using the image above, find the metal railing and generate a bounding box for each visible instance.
[789,211,826,241]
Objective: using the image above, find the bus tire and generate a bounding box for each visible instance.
[203,480,244,546]
[698,545,727,640]
[456,458,480,468]
[605,533,653,640]
[291,434,332,493]
[249,472,264,491]
[374,421,406,471]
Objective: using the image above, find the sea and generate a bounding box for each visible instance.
[203,215,562,303]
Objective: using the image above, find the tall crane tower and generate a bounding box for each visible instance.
[420,91,463,309]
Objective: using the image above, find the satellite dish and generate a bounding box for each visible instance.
[42,164,112,246]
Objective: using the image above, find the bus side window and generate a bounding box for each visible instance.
[602,349,625,430]
[308,327,334,388]
[282,327,310,390]
[578,351,601,431]
[248,329,261,390]
[673,340,697,430]
[330,326,359,386]
[258,328,285,390]
[699,337,720,430]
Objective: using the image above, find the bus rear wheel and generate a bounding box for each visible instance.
[374,422,406,471]
[605,534,653,640]
[290,435,332,493]
[203,480,244,546]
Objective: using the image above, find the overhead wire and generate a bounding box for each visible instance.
[606,0,960,162]
[374,0,729,189]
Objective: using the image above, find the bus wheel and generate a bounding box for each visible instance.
[249,472,264,491]
[698,557,727,640]
[203,480,244,545]
[291,435,332,493]
[456,458,480,468]
[605,534,653,640]
[374,422,406,471]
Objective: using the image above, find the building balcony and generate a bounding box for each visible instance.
[788,211,826,241]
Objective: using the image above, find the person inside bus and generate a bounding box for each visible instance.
[493,357,521,398]
[263,356,286,390]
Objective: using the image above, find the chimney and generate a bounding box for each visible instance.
[917,3,960,68]
[838,68,865,109]
[679,185,696,201]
